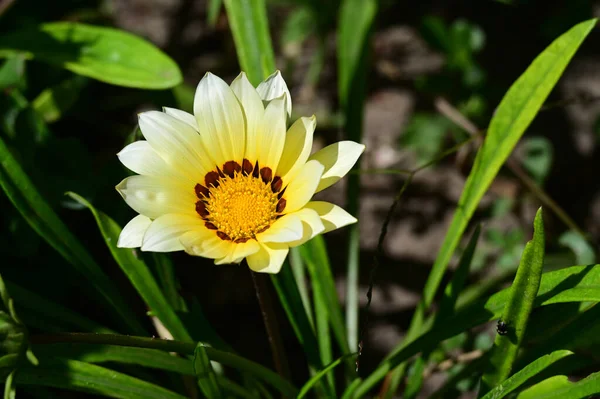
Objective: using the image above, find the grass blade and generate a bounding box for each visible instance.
[337,0,377,352]
[194,343,222,399]
[0,132,144,334]
[223,0,275,85]
[480,208,545,394]
[16,359,188,399]
[297,353,357,399]
[67,192,192,342]
[517,371,600,399]
[354,263,600,396]
[481,350,573,399]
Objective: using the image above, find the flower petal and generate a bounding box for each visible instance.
[282,160,324,213]
[118,141,178,178]
[194,72,246,167]
[230,72,264,163]
[286,208,325,247]
[277,116,316,183]
[257,71,292,118]
[179,230,232,260]
[246,242,289,274]
[257,95,287,170]
[139,111,212,181]
[215,240,261,265]
[117,214,152,248]
[304,201,357,233]
[141,214,205,252]
[257,213,303,243]
[309,141,365,193]
[163,107,198,130]
[116,176,196,219]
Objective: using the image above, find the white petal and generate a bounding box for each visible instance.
[118,141,178,178]
[281,160,324,213]
[309,141,365,193]
[117,215,152,248]
[230,72,264,163]
[277,116,316,183]
[257,95,287,171]
[257,71,292,118]
[304,201,357,233]
[257,213,303,243]
[116,176,196,219]
[194,72,246,167]
[163,107,199,130]
[215,240,261,265]
[139,111,213,181]
[179,230,231,259]
[141,214,205,252]
[246,242,289,274]
[286,208,325,247]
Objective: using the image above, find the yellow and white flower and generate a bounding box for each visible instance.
[116,71,364,273]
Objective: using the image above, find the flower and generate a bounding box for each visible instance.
[116,71,364,273]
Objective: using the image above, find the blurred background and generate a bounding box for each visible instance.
[1,0,599,397]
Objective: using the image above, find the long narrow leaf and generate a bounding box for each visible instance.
[67,192,192,342]
[0,133,144,334]
[481,350,573,399]
[194,343,222,399]
[297,354,356,399]
[223,0,275,85]
[480,209,545,393]
[517,371,600,399]
[15,359,188,399]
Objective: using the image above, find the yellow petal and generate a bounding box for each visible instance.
[309,141,365,193]
[163,107,198,130]
[246,242,289,274]
[286,208,325,247]
[215,240,261,265]
[138,111,212,181]
[179,230,232,260]
[257,95,287,170]
[116,176,195,219]
[194,72,246,168]
[117,141,180,180]
[117,214,152,248]
[304,201,357,233]
[230,72,264,163]
[281,160,324,213]
[257,213,303,243]
[276,116,316,184]
[141,214,205,252]
[257,70,292,117]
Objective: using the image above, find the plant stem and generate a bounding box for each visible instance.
[250,270,291,382]
[29,332,298,397]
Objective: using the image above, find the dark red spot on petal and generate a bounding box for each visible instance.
[217,231,231,241]
[195,201,208,217]
[252,161,260,178]
[256,226,269,234]
[195,183,209,198]
[205,171,220,188]
[242,159,253,175]
[271,176,283,193]
[216,166,225,178]
[260,167,273,183]
[223,161,242,178]
[205,222,218,230]
[276,198,287,213]
[235,237,250,243]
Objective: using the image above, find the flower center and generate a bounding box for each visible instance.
[194,160,286,242]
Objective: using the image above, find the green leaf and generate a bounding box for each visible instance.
[337,0,377,352]
[354,263,600,396]
[517,371,600,399]
[32,76,87,123]
[421,18,596,313]
[0,135,144,334]
[481,350,573,399]
[194,343,222,399]
[480,208,545,393]
[223,0,276,85]
[15,359,188,399]
[0,23,182,89]
[207,0,223,27]
[297,354,356,399]
[3,371,15,399]
[0,56,25,90]
[67,192,192,342]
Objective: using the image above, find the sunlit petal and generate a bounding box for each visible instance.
[309,141,365,193]
[257,70,292,117]
[277,116,316,183]
[231,72,264,163]
[246,242,289,274]
[117,214,152,248]
[282,160,324,213]
[142,214,205,252]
